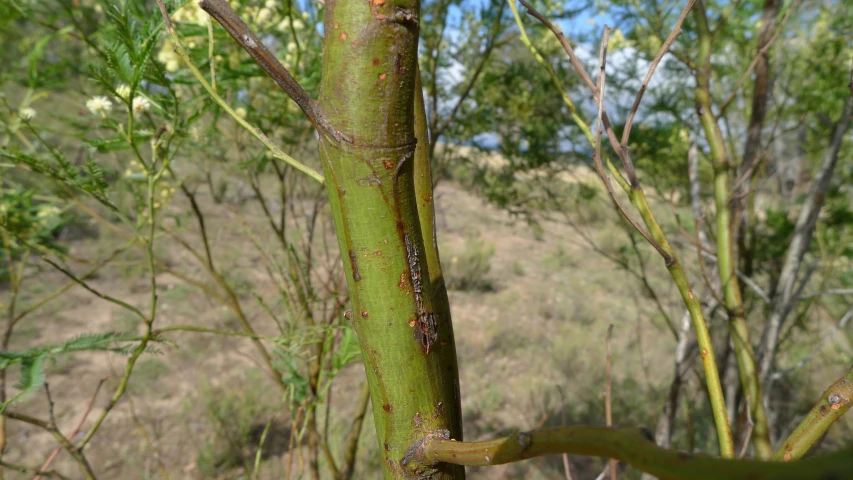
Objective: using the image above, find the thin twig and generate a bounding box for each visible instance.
[41,257,148,323]
[517,0,634,182]
[771,305,853,380]
[738,403,754,458]
[35,378,107,480]
[588,26,674,265]
[198,0,348,143]
[621,0,695,147]
[605,324,616,480]
[155,0,325,183]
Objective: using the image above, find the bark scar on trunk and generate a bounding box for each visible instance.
[404,233,438,354]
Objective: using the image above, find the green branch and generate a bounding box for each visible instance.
[693,1,771,458]
[411,426,853,480]
[773,365,853,461]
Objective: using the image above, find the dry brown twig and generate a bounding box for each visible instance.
[584,25,673,265]
[517,0,698,267]
[194,0,349,142]
[605,324,616,480]
[621,0,696,146]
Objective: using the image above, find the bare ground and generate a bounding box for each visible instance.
[3,178,850,479]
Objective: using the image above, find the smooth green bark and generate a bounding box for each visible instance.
[772,366,853,461]
[693,1,772,459]
[316,2,463,478]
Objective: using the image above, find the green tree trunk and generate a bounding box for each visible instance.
[317,2,464,478]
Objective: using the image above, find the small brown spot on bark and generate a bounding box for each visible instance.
[414,312,438,354]
[344,310,352,320]
[383,404,393,412]
[361,311,369,318]
[701,348,708,357]
[408,319,416,327]
[334,23,339,29]
[373,0,386,5]
[412,412,423,427]
[373,58,380,66]
[383,159,394,170]
[783,452,792,461]
[340,32,347,40]
[373,250,382,256]
[349,251,361,281]
[384,443,391,451]
[399,272,408,289]
[379,72,387,80]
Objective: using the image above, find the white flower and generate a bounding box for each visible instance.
[276,18,290,32]
[166,59,180,72]
[86,96,113,116]
[19,107,36,120]
[265,0,278,8]
[116,84,131,100]
[235,107,247,118]
[292,19,304,30]
[37,204,61,218]
[302,11,309,20]
[132,97,151,113]
[286,41,297,53]
[257,7,273,25]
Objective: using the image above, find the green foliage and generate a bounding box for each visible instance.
[0,332,160,411]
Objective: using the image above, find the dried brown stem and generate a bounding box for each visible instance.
[586,26,673,265]
[196,0,346,142]
[35,378,107,480]
[517,0,638,186]
[605,324,616,480]
[621,0,695,146]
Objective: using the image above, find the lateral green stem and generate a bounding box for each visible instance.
[413,426,853,480]
[772,365,853,461]
[693,1,772,459]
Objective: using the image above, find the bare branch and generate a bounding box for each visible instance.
[605,324,616,480]
[586,26,674,265]
[197,0,347,142]
[35,378,107,480]
[771,305,853,380]
[621,0,696,147]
